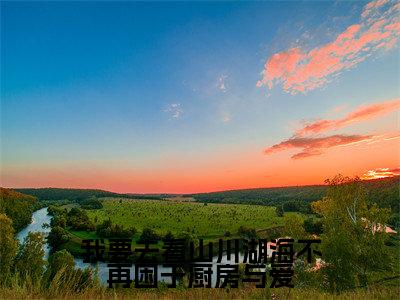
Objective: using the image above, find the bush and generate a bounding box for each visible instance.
[46,249,75,279]
[275,205,284,217]
[303,217,323,234]
[238,226,258,239]
[47,226,70,251]
[50,215,67,228]
[388,213,400,228]
[163,231,174,241]
[80,197,103,210]
[139,228,160,243]
[67,208,95,231]
[96,219,136,238]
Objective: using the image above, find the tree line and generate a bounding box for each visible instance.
[192,176,400,227]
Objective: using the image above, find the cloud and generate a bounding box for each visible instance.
[361,0,389,19]
[257,0,400,94]
[221,111,233,123]
[361,167,400,179]
[218,74,228,92]
[164,103,183,119]
[331,104,348,113]
[264,134,374,159]
[296,98,400,136]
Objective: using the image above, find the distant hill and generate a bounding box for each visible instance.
[14,187,163,202]
[191,176,400,214]
[0,188,37,231]
[12,176,400,214]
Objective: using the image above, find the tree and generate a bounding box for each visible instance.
[50,215,67,228]
[139,228,160,242]
[0,213,18,286]
[312,175,392,292]
[80,197,103,209]
[67,208,95,231]
[275,205,284,217]
[96,219,136,238]
[283,214,307,239]
[47,226,70,251]
[46,249,97,293]
[0,188,36,231]
[15,232,46,282]
[179,231,199,250]
[238,226,258,239]
[46,249,75,279]
[163,231,174,241]
[303,217,323,234]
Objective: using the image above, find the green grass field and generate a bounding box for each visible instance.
[85,197,283,238]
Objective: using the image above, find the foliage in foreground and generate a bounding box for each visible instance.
[0,215,100,297]
[1,282,399,299]
[312,175,396,292]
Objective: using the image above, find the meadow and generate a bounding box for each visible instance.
[84,198,283,238]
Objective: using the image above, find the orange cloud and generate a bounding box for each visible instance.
[360,167,400,179]
[257,0,400,94]
[296,98,400,136]
[264,134,374,159]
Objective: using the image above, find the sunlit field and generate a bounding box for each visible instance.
[85,198,282,238]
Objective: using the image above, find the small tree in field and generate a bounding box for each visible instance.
[276,205,284,217]
[312,175,392,292]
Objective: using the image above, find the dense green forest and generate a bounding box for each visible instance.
[0,188,38,231]
[15,187,164,202]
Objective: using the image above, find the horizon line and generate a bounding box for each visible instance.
[3,175,398,196]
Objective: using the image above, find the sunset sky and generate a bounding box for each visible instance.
[1,0,399,193]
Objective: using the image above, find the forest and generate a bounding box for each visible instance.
[15,187,164,202]
[0,188,38,231]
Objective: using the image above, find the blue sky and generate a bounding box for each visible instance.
[1,1,399,193]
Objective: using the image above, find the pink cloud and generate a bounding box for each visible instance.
[362,0,389,19]
[331,104,348,113]
[296,98,400,136]
[257,0,400,94]
[264,134,374,159]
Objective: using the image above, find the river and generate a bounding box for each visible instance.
[17,207,52,259]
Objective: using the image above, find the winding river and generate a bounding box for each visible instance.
[17,207,52,259]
